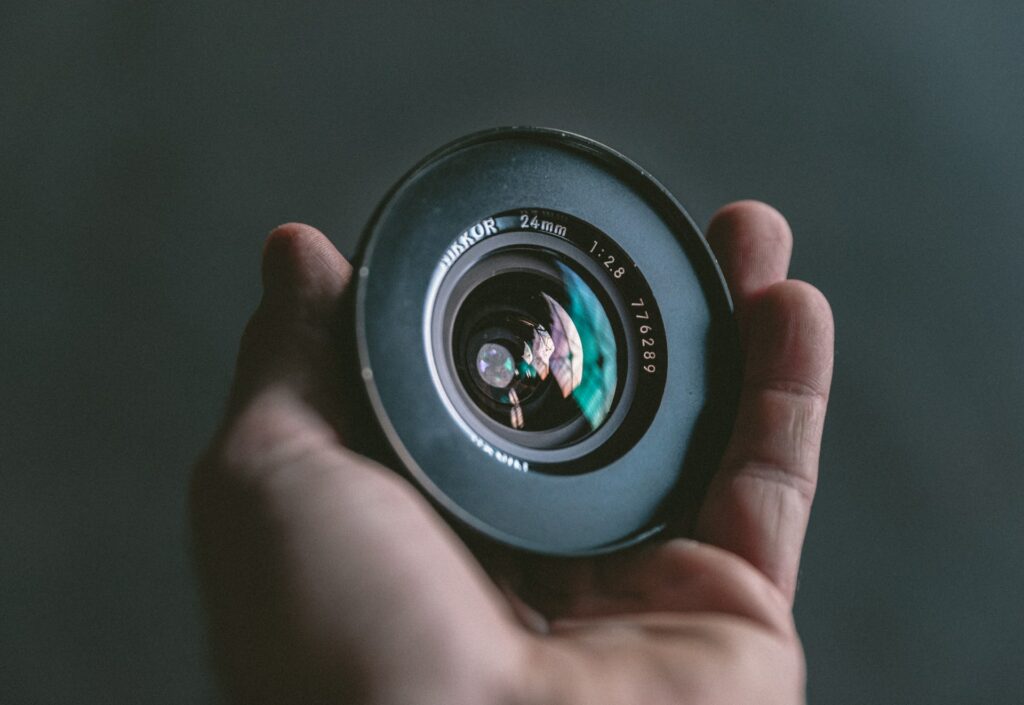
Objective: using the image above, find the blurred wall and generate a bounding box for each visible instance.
[2,2,1022,702]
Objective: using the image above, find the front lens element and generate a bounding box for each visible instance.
[452,255,619,441]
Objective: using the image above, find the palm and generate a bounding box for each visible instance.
[192,202,833,704]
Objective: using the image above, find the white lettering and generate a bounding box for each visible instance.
[437,218,500,271]
[467,431,528,472]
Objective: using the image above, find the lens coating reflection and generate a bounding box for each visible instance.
[476,343,515,388]
[452,255,619,442]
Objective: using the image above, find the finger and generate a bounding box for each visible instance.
[230,222,352,410]
[706,201,792,329]
[201,223,355,486]
[695,280,834,603]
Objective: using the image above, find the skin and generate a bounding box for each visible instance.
[191,200,835,705]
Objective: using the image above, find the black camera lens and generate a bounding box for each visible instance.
[353,128,740,555]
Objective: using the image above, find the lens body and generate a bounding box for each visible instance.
[354,128,739,555]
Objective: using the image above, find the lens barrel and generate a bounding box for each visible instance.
[353,128,739,555]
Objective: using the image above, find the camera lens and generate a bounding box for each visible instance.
[429,229,649,466]
[353,128,740,555]
[450,251,619,443]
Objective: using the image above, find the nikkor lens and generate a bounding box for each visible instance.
[352,127,740,555]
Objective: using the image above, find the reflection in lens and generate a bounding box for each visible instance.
[476,343,515,388]
[452,254,619,442]
[541,292,583,397]
[557,263,617,430]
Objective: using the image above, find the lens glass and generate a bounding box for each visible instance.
[452,255,619,442]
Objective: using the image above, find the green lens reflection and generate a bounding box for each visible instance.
[557,263,617,430]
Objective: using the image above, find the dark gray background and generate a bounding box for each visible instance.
[3,2,1021,703]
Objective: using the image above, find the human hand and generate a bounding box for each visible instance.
[191,200,834,705]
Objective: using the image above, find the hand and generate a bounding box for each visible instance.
[191,200,834,705]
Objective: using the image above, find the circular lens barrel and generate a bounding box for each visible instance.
[353,127,740,555]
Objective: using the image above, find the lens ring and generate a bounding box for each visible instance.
[427,226,650,470]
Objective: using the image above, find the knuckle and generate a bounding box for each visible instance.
[732,460,818,506]
[757,376,830,405]
[732,384,827,478]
